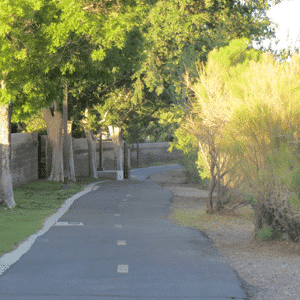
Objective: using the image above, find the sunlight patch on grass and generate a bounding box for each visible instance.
[168,205,255,231]
[168,207,206,229]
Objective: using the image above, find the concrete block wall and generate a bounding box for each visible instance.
[73,139,117,176]
[130,142,182,169]
[11,133,39,188]
[102,141,119,171]
[10,134,182,185]
[40,137,120,177]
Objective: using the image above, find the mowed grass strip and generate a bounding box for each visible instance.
[0,176,101,257]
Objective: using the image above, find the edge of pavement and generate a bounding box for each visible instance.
[0,180,109,276]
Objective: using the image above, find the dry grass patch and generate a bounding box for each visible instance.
[168,195,254,230]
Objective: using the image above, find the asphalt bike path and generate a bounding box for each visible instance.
[0,165,248,299]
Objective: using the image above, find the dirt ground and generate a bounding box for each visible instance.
[149,167,300,300]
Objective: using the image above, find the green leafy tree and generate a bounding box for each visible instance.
[134,0,281,104]
[0,0,44,208]
[12,0,149,182]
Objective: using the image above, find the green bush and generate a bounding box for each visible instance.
[171,126,210,188]
[256,226,284,241]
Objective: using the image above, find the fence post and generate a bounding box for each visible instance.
[98,130,103,171]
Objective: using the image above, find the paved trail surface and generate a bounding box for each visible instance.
[0,166,247,299]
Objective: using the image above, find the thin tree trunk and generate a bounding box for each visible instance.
[124,143,131,179]
[207,161,217,213]
[63,82,70,183]
[83,126,98,178]
[116,133,124,171]
[137,138,139,168]
[108,126,124,171]
[81,108,98,179]
[254,195,264,236]
[98,128,103,171]
[42,102,64,182]
[216,161,222,209]
[0,99,16,209]
[67,120,76,181]
[62,83,75,182]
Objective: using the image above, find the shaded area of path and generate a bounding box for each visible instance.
[0,166,248,299]
[130,163,182,181]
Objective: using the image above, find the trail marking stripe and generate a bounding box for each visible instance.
[117,265,128,273]
[55,222,83,226]
[117,240,126,245]
[115,224,123,228]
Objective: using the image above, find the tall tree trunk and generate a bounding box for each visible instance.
[66,119,76,181]
[0,98,16,209]
[42,102,64,182]
[81,108,98,178]
[109,126,124,171]
[62,82,75,182]
[63,82,69,182]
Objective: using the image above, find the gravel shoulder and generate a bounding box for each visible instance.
[149,167,300,300]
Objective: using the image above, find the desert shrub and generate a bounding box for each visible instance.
[256,226,284,241]
[175,37,300,241]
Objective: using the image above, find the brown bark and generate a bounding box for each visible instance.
[0,99,16,209]
[42,102,64,182]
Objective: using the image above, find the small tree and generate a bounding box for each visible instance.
[183,63,238,212]
[219,51,300,239]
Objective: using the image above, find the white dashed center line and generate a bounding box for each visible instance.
[114,214,121,217]
[115,224,123,228]
[117,265,128,273]
[121,199,127,201]
[117,240,126,245]
[55,222,84,226]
